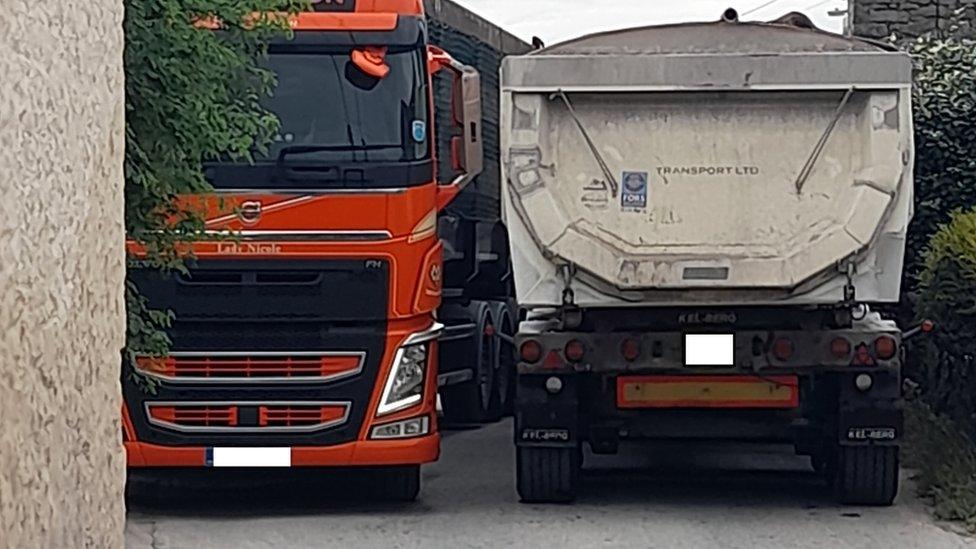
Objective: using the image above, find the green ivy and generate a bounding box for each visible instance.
[124,0,307,392]
[902,21,976,285]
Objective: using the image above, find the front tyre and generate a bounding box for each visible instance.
[832,445,899,506]
[516,447,580,503]
[369,465,421,502]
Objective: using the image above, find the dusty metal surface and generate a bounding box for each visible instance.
[501,20,914,308]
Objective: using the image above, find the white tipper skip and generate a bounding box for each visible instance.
[500,20,914,308]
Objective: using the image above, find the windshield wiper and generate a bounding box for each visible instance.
[275,144,402,164]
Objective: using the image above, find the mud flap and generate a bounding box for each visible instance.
[837,371,902,447]
[515,374,578,449]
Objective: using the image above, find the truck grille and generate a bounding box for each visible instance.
[135,353,365,383]
[125,259,389,447]
[145,402,351,433]
[148,405,237,428]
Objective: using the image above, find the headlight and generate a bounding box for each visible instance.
[377,325,442,416]
[380,343,427,414]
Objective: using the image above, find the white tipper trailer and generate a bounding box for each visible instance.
[501,11,914,505]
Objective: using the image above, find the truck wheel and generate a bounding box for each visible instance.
[491,301,517,416]
[832,446,899,506]
[517,447,580,503]
[441,305,501,423]
[369,466,421,502]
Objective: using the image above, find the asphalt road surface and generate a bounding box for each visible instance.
[126,419,973,548]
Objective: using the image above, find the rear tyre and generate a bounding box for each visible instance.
[440,305,501,424]
[491,301,517,416]
[832,445,899,506]
[369,466,421,502]
[517,447,580,503]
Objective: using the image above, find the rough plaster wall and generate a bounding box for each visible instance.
[855,0,976,38]
[0,1,127,547]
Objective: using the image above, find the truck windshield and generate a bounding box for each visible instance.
[204,45,432,191]
[261,47,430,163]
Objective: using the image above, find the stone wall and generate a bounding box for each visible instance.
[0,1,127,547]
[855,0,976,39]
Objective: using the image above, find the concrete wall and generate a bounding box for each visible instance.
[0,1,127,547]
[855,0,976,38]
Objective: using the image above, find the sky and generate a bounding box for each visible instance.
[451,0,849,44]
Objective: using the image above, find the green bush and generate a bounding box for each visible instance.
[902,24,976,284]
[912,208,976,437]
[904,399,976,530]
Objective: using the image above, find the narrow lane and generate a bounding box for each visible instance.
[126,420,972,548]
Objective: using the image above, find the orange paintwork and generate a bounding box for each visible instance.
[290,12,398,30]
[351,0,424,15]
[125,0,463,469]
[125,433,439,467]
[196,0,422,31]
[125,313,443,467]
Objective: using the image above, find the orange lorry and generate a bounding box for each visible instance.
[123,0,523,500]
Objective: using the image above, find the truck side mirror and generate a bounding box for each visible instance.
[428,46,484,210]
[450,68,483,176]
[451,136,464,171]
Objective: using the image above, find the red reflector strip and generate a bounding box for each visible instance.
[617,375,799,409]
[136,355,362,380]
[259,405,348,427]
[148,405,238,427]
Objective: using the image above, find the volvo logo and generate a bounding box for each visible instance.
[238,201,262,225]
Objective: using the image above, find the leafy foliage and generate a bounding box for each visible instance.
[903,399,976,531]
[124,0,306,390]
[911,208,976,438]
[902,22,976,283]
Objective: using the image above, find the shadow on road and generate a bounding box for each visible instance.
[574,440,834,509]
[127,425,844,520]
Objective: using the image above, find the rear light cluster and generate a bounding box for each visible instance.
[771,337,794,361]
[520,338,643,365]
[827,335,898,364]
[518,334,900,367]
[519,340,542,363]
[520,339,590,365]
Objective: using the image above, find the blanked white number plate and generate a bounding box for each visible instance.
[684,334,735,366]
[208,447,291,467]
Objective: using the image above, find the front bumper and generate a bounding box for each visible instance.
[125,433,440,467]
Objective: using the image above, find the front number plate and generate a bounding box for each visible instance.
[207,447,291,467]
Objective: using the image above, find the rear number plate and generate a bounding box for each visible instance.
[684,334,734,366]
[521,429,570,442]
[847,427,897,441]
